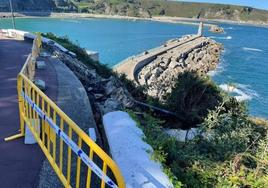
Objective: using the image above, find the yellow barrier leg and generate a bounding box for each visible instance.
[5,133,24,141]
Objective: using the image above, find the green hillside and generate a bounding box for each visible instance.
[1,0,268,23]
[71,0,268,23]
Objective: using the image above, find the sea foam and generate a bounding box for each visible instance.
[242,47,263,52]
[208,64,224,77]
[219,83,258,102]
[210,36,232,40]
[224,27,235,30]
[208,58,226,77]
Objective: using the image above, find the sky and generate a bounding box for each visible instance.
[175,0,268,10]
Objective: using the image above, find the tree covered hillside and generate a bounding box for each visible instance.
[1,0,268,23]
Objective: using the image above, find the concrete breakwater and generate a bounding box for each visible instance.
[114,34,200,81]
[114,34,223,101]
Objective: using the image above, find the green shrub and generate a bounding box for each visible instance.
[42,32,268,188]
[165,71,223,128]
[42,32,113,78]
[128,92,268,187]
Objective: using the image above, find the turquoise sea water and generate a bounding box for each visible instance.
[1,18,267,118]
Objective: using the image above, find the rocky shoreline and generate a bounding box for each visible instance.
[137,35,223,100]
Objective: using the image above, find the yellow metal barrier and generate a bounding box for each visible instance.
[6,36,125,188]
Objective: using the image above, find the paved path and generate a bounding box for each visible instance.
[0,38,58,188]
[0,38,42,188]
[0,37,98,187]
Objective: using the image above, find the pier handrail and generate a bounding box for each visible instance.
[5,35,125,188]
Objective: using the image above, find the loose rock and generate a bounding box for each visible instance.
[210,25,224,33]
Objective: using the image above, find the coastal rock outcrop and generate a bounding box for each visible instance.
[137,36,223,101]
[209,25,224,33]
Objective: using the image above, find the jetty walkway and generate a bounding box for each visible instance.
[114,34,208,81]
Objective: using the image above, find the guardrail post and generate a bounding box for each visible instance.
[17,75,25,136]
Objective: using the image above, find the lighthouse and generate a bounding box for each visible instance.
[198,22,203,36]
